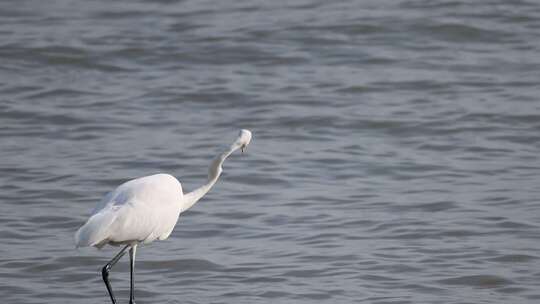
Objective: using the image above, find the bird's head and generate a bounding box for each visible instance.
[235,129,252,153]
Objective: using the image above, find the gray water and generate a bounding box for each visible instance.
[1,0,540,303]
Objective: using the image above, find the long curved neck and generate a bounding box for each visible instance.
[181,143,238,212]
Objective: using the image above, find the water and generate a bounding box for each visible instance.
[1,0,540,303]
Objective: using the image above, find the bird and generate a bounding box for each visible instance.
[74,129,252,304]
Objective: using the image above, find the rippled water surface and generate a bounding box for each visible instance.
[1,0,540,303]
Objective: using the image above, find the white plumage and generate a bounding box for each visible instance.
[74,129,252,304]
[75,173,183,248]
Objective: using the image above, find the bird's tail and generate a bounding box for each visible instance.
[74,209,118,248]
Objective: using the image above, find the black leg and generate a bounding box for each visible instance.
[102,245,130,304]
[129,244,137,304]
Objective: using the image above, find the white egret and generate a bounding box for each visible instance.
[75,129,252,304]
